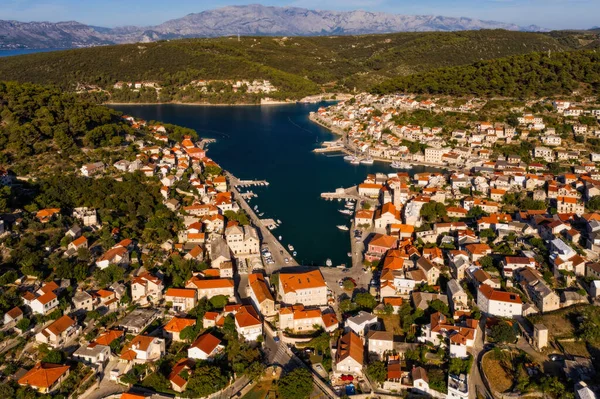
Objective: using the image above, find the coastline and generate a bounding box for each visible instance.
[309,113,456,172]
[105,100,294,107]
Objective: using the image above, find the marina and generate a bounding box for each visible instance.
[112,103,441,266]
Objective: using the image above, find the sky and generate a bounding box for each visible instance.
[1,0,596,30]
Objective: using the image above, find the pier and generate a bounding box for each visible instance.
[198,138,216,148]
[312,145,345,153]
[235,179,269,187]
[321,186,361,201]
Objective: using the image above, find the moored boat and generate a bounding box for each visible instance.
[360,157,374,165]
[326,258,333,267]
[337,225,349,231]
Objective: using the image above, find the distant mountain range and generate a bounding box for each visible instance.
[0,4,548,49]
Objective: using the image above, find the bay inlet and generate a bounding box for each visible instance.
[111,103,440,266]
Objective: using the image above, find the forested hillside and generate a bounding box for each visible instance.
[371,50,600,97]
[0,81,137,175]
[0,30,573,99]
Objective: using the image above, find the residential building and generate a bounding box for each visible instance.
[131,272,164,305]
[278,269,328,306]
[188,333,223,360]
[346,311,378,336]
[120,335,166,363]
[165,288,197,312]
[18,362,70,394]
[234,305,263,341]
[334,331,364,376]
[185,276,235,301]
[367,330,393,360]
[36,315,80,348]
[163,317,196,342]
[248,273,276,317]
[477,284,523,317]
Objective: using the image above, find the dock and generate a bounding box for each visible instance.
[235,179,269,187]
[198,138,216,148]
[261,219,279,229]
[321,186,361,201]
[312,146,345,153]
[239,191,257,199]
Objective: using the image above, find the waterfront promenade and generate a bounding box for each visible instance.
[227,171,299,273]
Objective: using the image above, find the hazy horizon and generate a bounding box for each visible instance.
[0,1,597,31]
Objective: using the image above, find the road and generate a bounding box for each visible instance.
[263,328,336,399]
[469,318,493,399]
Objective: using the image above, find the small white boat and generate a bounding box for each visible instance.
[288,244,295,251]
[259,212,264,217]
[392,161,413,169]
[277,219,282,224]
[345,203,354,209]
[278,235,282,240]
[350,158,361,165]
[337,225,349,231]
[339,209,353,215]
[293,251,297,256]
[343,155,354,161]
[326,258,333,267]
[347,252,352,257]
[254,205,258,210]
[361,157,374,165]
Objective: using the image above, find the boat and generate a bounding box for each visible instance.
[343,155,354,161]
[347,252,352,257]
[259,212,264,217]
[288,244,295,251]
[339,209,353,215]
[392,161,413,169]
[278,235,282,240]
[253,205,258,210]
[293,251,297,256]
[337,225,349,231]
[277,219,282,224]
[345,203,354,209]
[360,157,374,165]
[350,158,361,165]
[326,258,333,267]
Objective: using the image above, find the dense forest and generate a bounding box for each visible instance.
[0,30,577,98]
[371,50,600,97]
[0,81,138,174]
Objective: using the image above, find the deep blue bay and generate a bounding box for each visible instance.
[111,103,439,266]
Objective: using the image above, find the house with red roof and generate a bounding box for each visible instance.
[188,332,224,360]
[169,358,195,392]
[18,362,70,393]
[35,315,80,348]
[119,335,165,363]
[131,272,164,306]
[234,305,263,341]
[477,284,523,318]
[163,317,196,342]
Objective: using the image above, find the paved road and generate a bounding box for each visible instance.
[263,328,336,399]
[469,318,493,399]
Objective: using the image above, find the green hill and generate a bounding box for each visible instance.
[0,30,574,101]
[371,50,600,98]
